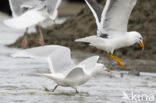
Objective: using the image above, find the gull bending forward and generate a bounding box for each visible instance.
[76,0,144,66]
[11,45,109,93]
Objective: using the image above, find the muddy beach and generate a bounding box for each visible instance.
[0,0,156,102]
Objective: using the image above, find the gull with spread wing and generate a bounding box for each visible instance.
[11,45,110,93]
[11,45,68,60]
[76,0,144,66]
[4,0,62,48]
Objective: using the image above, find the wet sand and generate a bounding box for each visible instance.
[0,45,156,103]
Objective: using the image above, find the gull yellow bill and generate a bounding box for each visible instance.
[105,68,111,72]
[139,40,144,50]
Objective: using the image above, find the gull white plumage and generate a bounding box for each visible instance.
[4,0,62,48]
[11,45,68,59]
[76,0,144,66]
[11,45,109,93]
[42,49,106,93]
[4,0,62,29]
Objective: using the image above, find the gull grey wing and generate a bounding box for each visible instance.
[46,0,62,19]
[85,0,103,27]
[9,0,32,17]
[65,67,86,81]
[100,0,137,35]
[48,48,75,74]
[76,56,99,74]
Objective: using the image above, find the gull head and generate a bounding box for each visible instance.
[129,31,144,50]
[92,63,107,76]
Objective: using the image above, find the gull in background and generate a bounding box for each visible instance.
[11,45,110,93]
[4,0,62,48]
[76,0,144,66]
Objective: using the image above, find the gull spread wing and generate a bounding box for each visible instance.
[85,0,103,28]
[46,0,62,20]
[65,67,86,81]
[100,0,137,36]
[9,0,32,17]
[11,45,68,59]
[3,10,45,29]
[48,48,75,74]
[76,56,99,75]
[21,0,44,10]
[65,56,99,81]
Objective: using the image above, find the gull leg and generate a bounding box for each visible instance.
[107,53,124,67]
[52,85,58,92]
[22,36,27,48]
[38,25,45,46]
[52,19,56,23]
[22,27,28,48]
[75,89,79,94]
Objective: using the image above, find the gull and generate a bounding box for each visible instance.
[4,0,62,48]
[76,0,144,66]
[11,45,110,93]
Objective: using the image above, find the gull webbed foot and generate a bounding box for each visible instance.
[107,53,124,67]
[117,61,124,67]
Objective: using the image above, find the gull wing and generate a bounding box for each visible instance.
[21,0,44,10]
[8,0,32,17]
[65,67,86,81]
[48,47,75,74]
[100,0,137,36]
[85,0,103,28]
[11,45,70,74]
[3,10,45,29]
[76,56,99,75]
[46,0,62,20]
[65,56,99,81]
[11,45,68,59]
[9,0,45,17]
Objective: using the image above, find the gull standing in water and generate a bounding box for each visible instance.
[76,0,144,66]
[4,0,62,48]
[11,45,110,93]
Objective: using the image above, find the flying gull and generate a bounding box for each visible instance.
[76,0,144,66]
[4,0,62,48]
[11,45,110,93]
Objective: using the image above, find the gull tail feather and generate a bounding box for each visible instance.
[40,73,55,80]
[75,36,98,43]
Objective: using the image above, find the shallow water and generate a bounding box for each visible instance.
[0,14,156,103]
